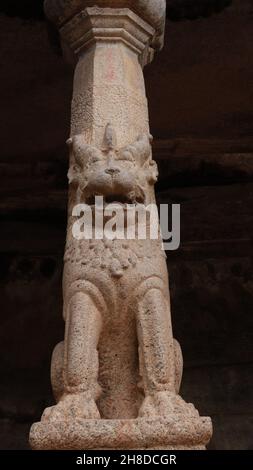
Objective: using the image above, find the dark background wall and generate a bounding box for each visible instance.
[0,0,252,449]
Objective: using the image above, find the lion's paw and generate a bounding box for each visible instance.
[139,391,199,419]
[41,393,101,423]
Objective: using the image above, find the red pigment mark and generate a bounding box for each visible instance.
[105,49,115,82]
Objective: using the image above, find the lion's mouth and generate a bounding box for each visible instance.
[86,193,145,207]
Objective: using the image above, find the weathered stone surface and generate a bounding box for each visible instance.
[44,0,166,50]
[59,7,156,66]
[1,2,253,160]
[30,416,211,450]
[0,0,252,452]
[0,0,233,22]
[29,0,212,450]
[0,249,252,449]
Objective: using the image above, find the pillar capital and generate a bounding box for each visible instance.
[59,7,156,64]
[44,1,166,56]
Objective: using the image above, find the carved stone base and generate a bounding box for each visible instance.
[29,417,212,450]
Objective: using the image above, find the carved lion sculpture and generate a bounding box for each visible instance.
[41,124,200,423]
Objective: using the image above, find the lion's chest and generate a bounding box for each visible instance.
[64,238,167,285]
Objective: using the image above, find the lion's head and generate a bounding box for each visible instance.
[67,124,158,206]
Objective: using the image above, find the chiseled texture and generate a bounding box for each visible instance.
[30,1,212,450]
[30,416,212,450]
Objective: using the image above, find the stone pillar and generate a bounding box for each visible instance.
[29,0,212,450]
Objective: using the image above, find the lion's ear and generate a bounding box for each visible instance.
[70,135,86,167]
[148,160,158,184]
[135,134,152,167]
[67,164,80,185]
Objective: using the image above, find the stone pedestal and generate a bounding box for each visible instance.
[30,0,212,450]
[30,417,211,450]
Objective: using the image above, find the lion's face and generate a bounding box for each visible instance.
[68,133,158,206]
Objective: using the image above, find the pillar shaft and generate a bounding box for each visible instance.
[69,9,150,145]
[29,0,213,450]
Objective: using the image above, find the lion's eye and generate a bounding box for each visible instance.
[117,151,135,162]
[89,153,103,164]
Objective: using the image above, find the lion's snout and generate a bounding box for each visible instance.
[84,166,137,200]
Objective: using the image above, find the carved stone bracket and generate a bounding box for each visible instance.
[59,7,155,64]
[44,0,166,50]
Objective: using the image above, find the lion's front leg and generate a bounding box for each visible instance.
[42,292,102,423]
[137,288,176,398]
[137,288,196,419]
